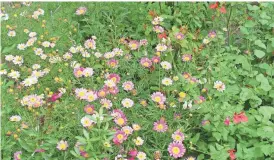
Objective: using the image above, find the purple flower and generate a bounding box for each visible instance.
[168,142,186,158]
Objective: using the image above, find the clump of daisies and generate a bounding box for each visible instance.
[21,94,45,108]
[73,67,94,78]
[5,55,23,66]
[168,130,186,158]
[75,88,98,102]
[32,8,44,19]
[21,66,50,87]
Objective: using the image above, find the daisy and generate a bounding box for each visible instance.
[0,69,7,75]
[113,130,127,144]
[81,51,90,57]
[128,40,140,50]
[122,81,134,91]
[160,61,172,70]
[31,70,45,78]
[83,68,94,77]
[151,56,160,63]
[151,92,166,104]
[56,140,69,151]
[13,151,22,160]
[121,98,134,108]
[140,39,148,46]
[113,48,123,56]
[132,123,141,131]
[69,46,78,53]
[202,38,210,44]
[8,30,16,37]
[104,51,115,59]
[75,88,87,99]
[34,48,44,56]
[152,16,164,25]
[5,55,14,61]
[84,39,96,50]
[162,77,173,86]
[29,32,37,37]
[85,91,98,102]
[73,67,84,78]
[214,81,226,92]
[172,130,185,142]
[100,98,113,109]
[94,52,102,58]
[175,32,184,40]
[17,44,26,50]
[12,56,24,66]
[8,70,20,80]
[136,151,146,160]
[182,54,192,62]
[208,31,217,38]
[114,116,127,127]
[168,142,186,158]
[107,59,119,68]
[22,76,38,87]
[140,57,152,68]
[156,44,167,52]
[84,104,95,114]
[32,64,41,70]
[133,137,144,146]
[122,126,133,135]
[153,119,168,132]
[104,79,116,88]
[42,41,51,47]
[76,7,87,15]
[9,115,21,122]
[97,89,107,98]
[81,116,94,127]
[153,25,164,33]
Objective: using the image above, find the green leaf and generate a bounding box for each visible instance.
[240,88,254,101]
[254,50,265,58]
[212,132,221,141]
[258,106,274,120]
[245,21,256,28]
[256,74,272,91]
[254,40,266,49]
[83,129,89,139]
[1,44,16,53]
[240,26,249,35]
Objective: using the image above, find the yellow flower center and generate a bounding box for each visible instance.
[172,147,180,154]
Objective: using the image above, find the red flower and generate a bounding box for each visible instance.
[158,32,167,39]
[210,2,219,9]
[219,6,227,14]
[233,112,248,124]
[49,92,62,102]
[224,117,230,126]
[228,149,236,160]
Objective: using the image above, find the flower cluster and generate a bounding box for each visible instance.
[20,94,45,108]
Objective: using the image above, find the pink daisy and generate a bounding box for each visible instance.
[122,81,134,91]
[107,73,121,84]
[151,92,166,104]
[128,40,140,50]
[175,32,185,40]
[172,130,185,142]
[168,142,186,158]
[76,7,87,15]
[74,67,85,78]
[140,57,152,68]
[113,130,127,144]
[107,59,119,68]
[151,56,160,63]
[84,104,95,114]
[153,118,168,132]
[182,54,192,62]
[153,25,165,33]
[84,39,96,50]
